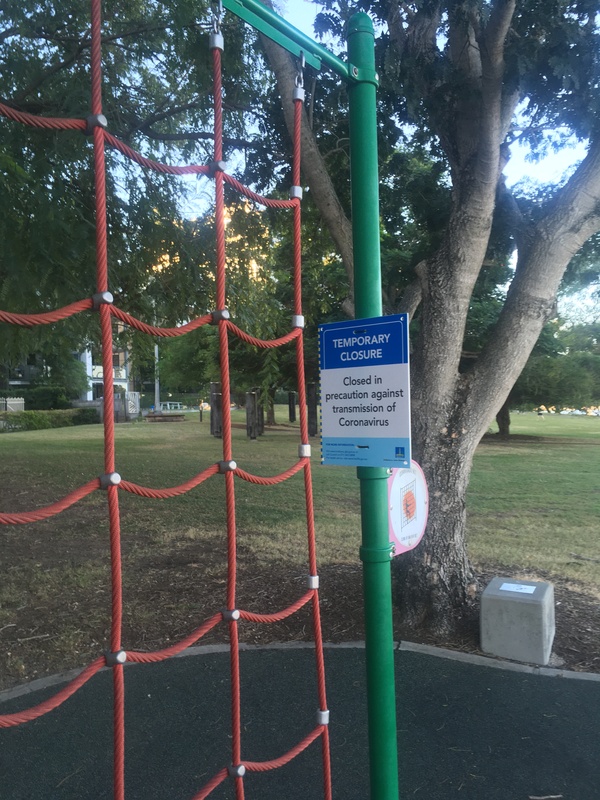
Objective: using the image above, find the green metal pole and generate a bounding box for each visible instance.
[347,13,400,800]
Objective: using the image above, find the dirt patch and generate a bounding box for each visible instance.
[2,520,599,692]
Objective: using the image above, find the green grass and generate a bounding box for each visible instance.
[469,413,600,589]
[2,409,599,589]
[489,410,600,439]
[0,408,358,568]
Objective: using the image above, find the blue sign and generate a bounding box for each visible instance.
[318,315,411,467]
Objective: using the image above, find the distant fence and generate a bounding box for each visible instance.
[0,397,25,412]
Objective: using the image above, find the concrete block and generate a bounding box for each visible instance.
[480,577,555,665]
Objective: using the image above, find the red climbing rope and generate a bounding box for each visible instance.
[239,591,315,623]
[109,307,213,337]
[0,3,332,799]
[0,101,87,131]
[0,299,94,326]
[0,479,101,525]
[223,173,298,208]
[126,613,223,664]
[227,320,302,348]
[0,658,106,729]
[234,460,306,485]
[120,464,220,499]
[104,131,212,176]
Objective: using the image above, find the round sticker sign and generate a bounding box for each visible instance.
[388,460,428,555]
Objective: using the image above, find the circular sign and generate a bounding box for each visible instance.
[388,460,428,555]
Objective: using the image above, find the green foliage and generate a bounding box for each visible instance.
[159,328,215,395]
[24,385,70,410]
[0,407,98,432]
[30,354,90,399]
[71,407,100,425]
[0,0,266,367]
[512,322,600,409]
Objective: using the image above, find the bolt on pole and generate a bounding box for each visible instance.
[346,12,400,800]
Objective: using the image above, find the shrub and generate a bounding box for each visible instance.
[25,385,70,410]
[72,407,100,425]
[0,386,70,409]
[0,407,99,432]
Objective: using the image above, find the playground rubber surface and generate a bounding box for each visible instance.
[1,644,598,799]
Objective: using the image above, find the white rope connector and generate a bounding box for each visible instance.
[92,291,114,310]
[210,2,224,50]
[209,160,227,176]
[105,650,127,666]
[292,314,304,328]
[289,186,303,200]
[209,31,224,50]
[293,86,305,103]
[307,575,319,590]
[211,308,230,324]
[222,608,241,621]
[219,460,237,473]
[298,444,311,458]
[316,709,330,726]
[85,114,108,135]
[228,764,246,778]
[100,472,121,489]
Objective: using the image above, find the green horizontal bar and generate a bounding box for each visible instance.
[225,0,321,70]
[222,0,350,80]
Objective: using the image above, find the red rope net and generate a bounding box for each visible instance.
[0,3,332,799]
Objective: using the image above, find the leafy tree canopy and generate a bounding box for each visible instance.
[0,0,282,372]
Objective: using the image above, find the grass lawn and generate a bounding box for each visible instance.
[467,414,600,593]
[0,408,599,687]
[470,413,600,588]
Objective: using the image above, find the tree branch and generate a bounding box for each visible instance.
[465,136,600,435]
[397,277,423,319]
[12,45,86,105]
[127,98,211,137]
[388,0,441,66]
[473,0,517,195]
[142,128,259,150]
[9,23,189,104]
[496,176,533,256]
[0,27,18,44]
[483,0,517,64]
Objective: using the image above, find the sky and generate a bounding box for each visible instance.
[279,1,321,37]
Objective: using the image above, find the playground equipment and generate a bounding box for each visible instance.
[0,2,399,798]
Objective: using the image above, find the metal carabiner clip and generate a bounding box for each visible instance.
[295,51,305,88]
[212,0,223,34]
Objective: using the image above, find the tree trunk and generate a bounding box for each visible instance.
[246,391,258,439]
[391,443,477,633]
[392,378,482,633]
[496,398,510,438]
[266,387,276,426]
